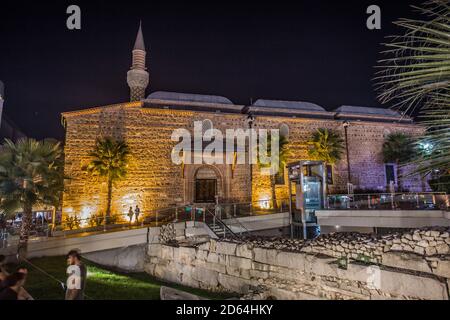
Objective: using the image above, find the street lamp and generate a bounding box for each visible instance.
[342,121,351,186]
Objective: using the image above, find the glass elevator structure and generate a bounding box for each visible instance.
[287,160,327,239]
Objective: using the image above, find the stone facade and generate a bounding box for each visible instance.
[145,228,450,300]
[250,116,424,205]
[62,99,424,221]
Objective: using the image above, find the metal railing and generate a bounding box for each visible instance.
[326,192,449,211]
[0,199,290,248]
[203,206,240,239]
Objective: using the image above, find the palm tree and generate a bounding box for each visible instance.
[257,133,290,210]
[83,137,130,220]
[0,138,64,258]
[307,128,345,193]
[375,0,450,182]
[382,132,415,191]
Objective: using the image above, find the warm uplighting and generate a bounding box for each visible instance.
[259,196,271,209]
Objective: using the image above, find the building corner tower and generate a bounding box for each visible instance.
[127,22,149,102]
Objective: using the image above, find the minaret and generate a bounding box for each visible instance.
[127,22,149,102]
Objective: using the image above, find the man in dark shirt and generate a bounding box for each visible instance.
[65,250,87,300]
[0,272,26,300]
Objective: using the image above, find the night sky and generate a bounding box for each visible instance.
[0,0,423,140]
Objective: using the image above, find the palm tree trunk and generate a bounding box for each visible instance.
[396,163,402,192]
[18,202,32,259]
[270,175,278,210]
[106,177,112,220]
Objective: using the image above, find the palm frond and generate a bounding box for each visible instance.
[375,0,450,180]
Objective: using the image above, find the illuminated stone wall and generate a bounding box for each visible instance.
[62,102,251,221]
[62,102,424,221]
[251,116,425,205]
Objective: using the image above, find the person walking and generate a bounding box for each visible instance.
[127,206,134,224]
[134,205,140,225]
[65,250,87,300]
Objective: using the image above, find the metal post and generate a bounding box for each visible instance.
[203,208,205,222]
[191,207,195,221]
[233,204,236,217]
[175,207,178,222]
[416,193,420,209]
[367,195,371,209]
[288,176,293,239]
[156,210,158,227]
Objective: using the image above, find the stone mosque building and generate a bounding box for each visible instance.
[61,24,425,220]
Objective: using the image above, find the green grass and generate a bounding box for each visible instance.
[20,256,233,300]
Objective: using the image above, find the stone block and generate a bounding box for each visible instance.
[193,266,219,287]
[236,244,253,259]
[160,245,174,260]
[196,249,208,261]
[147,244,162,257]
[175,246,196,265]
[275,251,306,270]
[227,256,252,270]
[218,273,251,294]
[204,262,227,274]
[309,258,338,277]
[154,263,180,284]
[226,265,241,277]
[215,241,237,256]
[378,269,448,300]
[382,252,432,274]
[180,274,200,288]
[207,252,219,264]
[436,243,449,255]
[254,248,278,265]
[197,241,211,251]
[434,260,450,278]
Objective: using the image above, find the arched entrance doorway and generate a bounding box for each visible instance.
[194,166,218,203]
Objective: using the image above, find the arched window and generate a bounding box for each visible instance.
[280,123,289,139]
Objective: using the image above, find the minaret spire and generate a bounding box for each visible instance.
[133,21,145,51]
[127,21,149,102]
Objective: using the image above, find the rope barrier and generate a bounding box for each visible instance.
[19,255,93,300]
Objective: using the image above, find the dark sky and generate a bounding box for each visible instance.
[0,0,423,140]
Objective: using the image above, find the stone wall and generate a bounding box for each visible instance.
[251,116,425,205]
[62,102,251,220]
[145,228,450,300]
[62,102,425,222]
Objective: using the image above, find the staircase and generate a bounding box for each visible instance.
[206,220,227,238]
[204,207,240,239]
